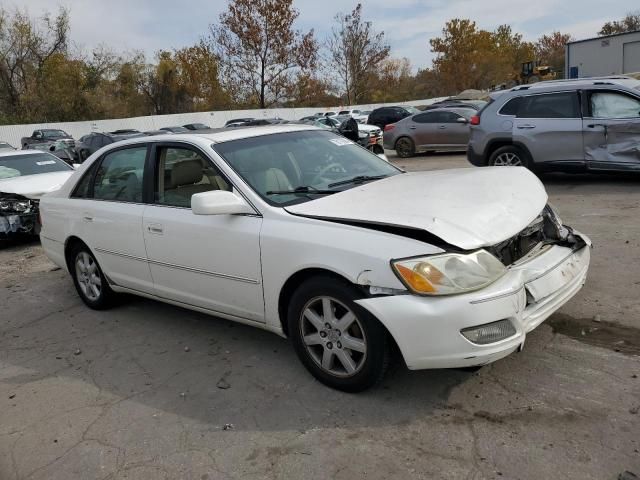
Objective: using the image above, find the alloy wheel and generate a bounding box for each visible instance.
[300,296,367,377]
[493,152,523,166]
[75,251,102,301]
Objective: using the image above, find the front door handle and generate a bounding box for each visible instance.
[438,125,447,129]
[147,223,164,235]
[82,213,93,222]
[517,124,536,129]
[409,126,417,130]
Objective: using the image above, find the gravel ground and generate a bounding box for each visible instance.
[0,154,638,480]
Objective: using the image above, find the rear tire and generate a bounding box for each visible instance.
[395,137,416,158]
[69,244,116,310]
[287,275,390,392]
[488,145,531,169]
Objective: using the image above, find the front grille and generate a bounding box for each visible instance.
[488,205,568,266]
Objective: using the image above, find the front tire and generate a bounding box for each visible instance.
[395,137,416,158]
[287,276,390,392]
[70,244,116,309]
[488,145,531,169]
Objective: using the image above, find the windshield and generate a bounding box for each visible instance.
[213,130,401,206]
[42,129,70,138]
[0,153,72,179]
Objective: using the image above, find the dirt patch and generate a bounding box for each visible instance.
[548,313,640,356]
[0,239,58,285]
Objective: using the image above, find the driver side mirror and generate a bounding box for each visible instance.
[456,117,469,124]
[191,190,254,216]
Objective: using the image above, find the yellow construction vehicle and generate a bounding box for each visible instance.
[520,61,557,84]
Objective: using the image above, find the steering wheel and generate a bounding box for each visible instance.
[311,162,345,185]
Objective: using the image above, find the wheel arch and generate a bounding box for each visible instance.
[484,139,532,165]
[64,236,90,273]
[276,267,402,361]
[393,135,415,150]
[278,268,359,337]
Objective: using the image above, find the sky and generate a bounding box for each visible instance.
[13,0,640,70]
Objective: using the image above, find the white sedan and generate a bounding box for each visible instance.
[0,150,75,236]
[40,125,591,392]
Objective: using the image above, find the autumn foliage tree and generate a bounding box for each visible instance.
[535,32,573,75]
[599,12,640,36]
[430,19,536,93]
[327,3,390,105]
[209,0,317,108]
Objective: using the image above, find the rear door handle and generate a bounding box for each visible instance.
[517,124,536,129]
[438,125,447,129]
[82,213,93,222]
[409,126,417,130]
[147,223,164,235]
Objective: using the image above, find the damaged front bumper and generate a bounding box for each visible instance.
[0,196,40,236]
[355,231,591,370]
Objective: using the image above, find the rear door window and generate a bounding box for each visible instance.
[93,146,148,203]
[516,92,581,119]
[413,112,439,123]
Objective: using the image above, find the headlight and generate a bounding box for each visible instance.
[391,250,506,295]
[13,201,30,212]
[358,131,368,139]
[0,199,34,213]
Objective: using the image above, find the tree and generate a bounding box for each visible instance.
[535,32,573,75]
[209,0,317,108]
[430,19,537,92]
[599,11,640,36]
[0,7,69,122]
[369,57,414,103]
[327,3,390,105]
[173,43,230,110]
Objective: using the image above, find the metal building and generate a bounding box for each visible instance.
[565,30,640,78]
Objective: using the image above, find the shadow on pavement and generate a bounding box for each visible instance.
[1,269,472,433]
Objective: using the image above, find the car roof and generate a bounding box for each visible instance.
[86,124,323,149]
[492,76,640,99]
[0,150,52,158]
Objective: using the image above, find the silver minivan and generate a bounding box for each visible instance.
[467,76,640,172]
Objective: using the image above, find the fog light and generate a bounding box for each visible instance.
[461,319,517,345]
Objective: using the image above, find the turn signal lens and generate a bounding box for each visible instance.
[395,264,436,293]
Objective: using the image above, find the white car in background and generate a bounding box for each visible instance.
[337,108,368,123]
[40,125,591,392]
[0,150,75,236]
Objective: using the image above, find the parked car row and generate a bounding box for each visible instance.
[378,75,640,171]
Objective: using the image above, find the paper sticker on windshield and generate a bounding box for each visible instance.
[329,138,354,146]
[36,160,56,165]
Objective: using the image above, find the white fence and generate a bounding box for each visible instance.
[0,97,446,148]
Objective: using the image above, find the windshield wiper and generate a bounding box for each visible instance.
[266,186,338,195]
[328,175,388,188]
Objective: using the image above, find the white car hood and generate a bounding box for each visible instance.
[285,167,548,250]
[358,124,380,132]
[0,171,74,199]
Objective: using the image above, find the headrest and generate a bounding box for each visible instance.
[171,160,203,187]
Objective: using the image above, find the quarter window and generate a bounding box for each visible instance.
[92,146,147,202]
[515,92,580,119]
[590,92,640,118]
[154,146,230,208]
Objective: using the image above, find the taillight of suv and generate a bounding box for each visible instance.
[384,124,395,132]
[470,115,480,126]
